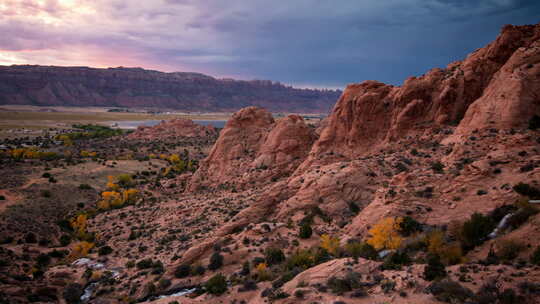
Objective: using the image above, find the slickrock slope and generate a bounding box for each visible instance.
[0,65,341,112]
[127,118,218,140]
[157,23,540,304]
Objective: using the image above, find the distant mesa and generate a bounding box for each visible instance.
[0,65,341,113]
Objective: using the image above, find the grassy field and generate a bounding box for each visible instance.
[0,107,231,129]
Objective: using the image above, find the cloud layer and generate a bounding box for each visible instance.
[1,0,539,88]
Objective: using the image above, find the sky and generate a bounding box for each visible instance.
[1,0,539,89]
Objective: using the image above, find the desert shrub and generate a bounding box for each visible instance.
[208,252,224,270]
[63,283,83,304]
[98,246,113,256]
[136,258,154,269]
[158,278,171,289]
[116,174,133,187]
[25,232,37,243]
[239,279,258,292]
[424,254,446,281]
[265,247,285,266]
[204,273,227,295]
[273,269,301,288]
[513,183,540,199]
[489,205,517,223]
[460,213,495,251]
[174,264,191,278]
[531,246,540,265]
[327,272,360,294]
[399,216,422,236]
[496,240,524,261]
[431,161,445,173]
[320,234,340,256]
[427,279,473,303]
[78,184,92,190]
[507,200,539,229]
[36,253,51,268]
[286,250,317,270]
[367,217,403,250]
[425,230,463,265]
[60,234,71,246]
[192,264,206,276]
[529,115,540,130]
[348,201,360,214]
[381,251,410,270]
[299,222,312,239]
[344,241,377,260]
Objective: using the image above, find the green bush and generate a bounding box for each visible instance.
[204,273,228,295]
[59,234,71,247]
[424,254,446,281]
[327,272,360,295]
[382,251,410,270]
[265,248,285,266]
[513,183,540,199]
[174,264,191,278]
[460,213,495,251]
[79,184,92,190]
[399,216,422,236]
[345,241,377,260]
[427,280,473,303]
[98,246,113,256]
[63,283,83,304]
[208,252,224,270]
[136,258,154,269]
[299,223,312,239]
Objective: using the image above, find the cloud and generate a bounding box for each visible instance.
[0,0,538,88]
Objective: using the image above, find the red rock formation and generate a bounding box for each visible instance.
[309,23,540,161]
[188,107,317,190]
[0,66,341,112]
[127,118,217,140]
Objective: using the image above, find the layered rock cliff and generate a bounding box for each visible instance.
[0,65,341,112]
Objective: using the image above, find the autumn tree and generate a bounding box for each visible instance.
[320,234,341,256]
[367,217,403,250]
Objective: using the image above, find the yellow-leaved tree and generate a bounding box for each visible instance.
[98,191,123,209]
[122,189,138,204]
[106,175,119,191]
[255,263,270,281]
[367,217,403,250]
[69,241,94,260]
[70,214,87,235]
[320,234,341,256]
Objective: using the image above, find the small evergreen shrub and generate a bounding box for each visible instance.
[424,254,446,281]
[208,252,224,270]
[204,273,227,295]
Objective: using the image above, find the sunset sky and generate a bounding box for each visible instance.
[1,0,539,88]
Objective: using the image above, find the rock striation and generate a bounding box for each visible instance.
[0,65,341,112]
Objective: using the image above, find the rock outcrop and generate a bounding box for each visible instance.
[127,118,217,140]
[307,23,540,162]
[0,65,341,112]
[188,107,317,190]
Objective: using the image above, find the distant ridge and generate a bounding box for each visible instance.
[0,65,341,113]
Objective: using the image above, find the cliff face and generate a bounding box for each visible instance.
[0,66,341,113]
[308,23,540,160]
